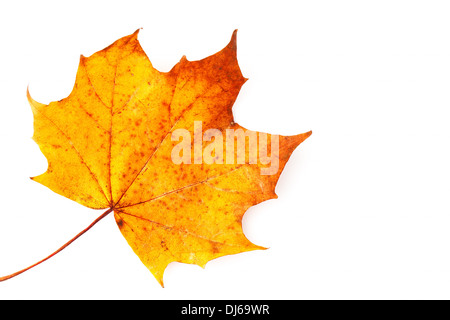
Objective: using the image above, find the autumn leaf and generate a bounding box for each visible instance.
[0,29,311,286]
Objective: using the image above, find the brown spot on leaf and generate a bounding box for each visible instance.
[116,217,124,229]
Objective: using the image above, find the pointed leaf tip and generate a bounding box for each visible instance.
[228,29,238,50]
[27,87,46,110]
[133,28,142,36]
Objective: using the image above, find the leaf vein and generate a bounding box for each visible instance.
[31,106,109,205]
[118,211,244,248]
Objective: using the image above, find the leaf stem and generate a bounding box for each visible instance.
[0,207,113,282]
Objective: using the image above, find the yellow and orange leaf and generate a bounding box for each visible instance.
[8,30,310,286]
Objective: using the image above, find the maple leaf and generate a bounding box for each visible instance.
[0,29,311,286]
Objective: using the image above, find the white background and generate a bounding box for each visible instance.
[1,0,450,300]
